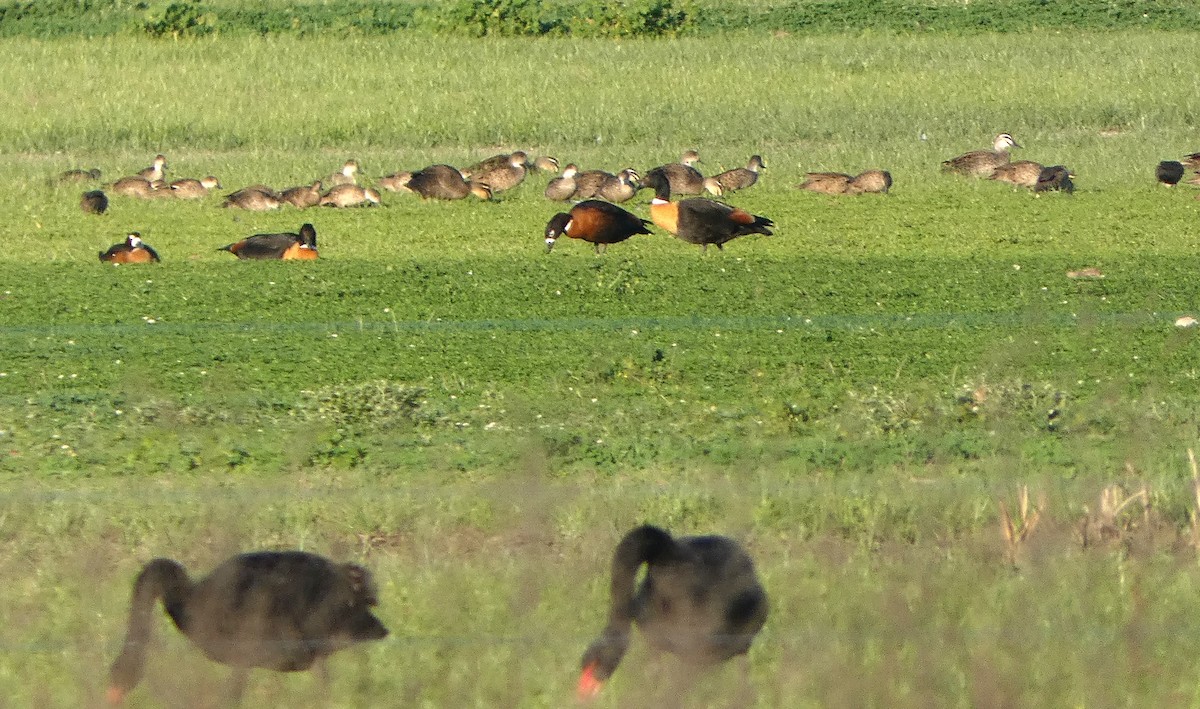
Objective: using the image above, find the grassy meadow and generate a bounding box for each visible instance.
[1,28,1200,707]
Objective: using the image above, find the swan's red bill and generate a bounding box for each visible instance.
[577,662,604,700]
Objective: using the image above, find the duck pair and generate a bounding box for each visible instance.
[105,524,766,706]
[99,225,321,263]
[545,170,773,254]
[545,166,641,203]
[110,175,221,200]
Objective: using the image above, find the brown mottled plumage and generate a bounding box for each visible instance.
[704,155,765,195]
[942,133,1020,177]
[648,150,705,195]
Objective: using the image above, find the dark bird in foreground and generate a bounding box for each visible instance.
[219,223,319,260]
[106,551,388,706]
[99,232,159,263]
[1035,165,1075,194]
[577,525,768,701]
[644,169,773,251]
[544,200,651,254]
[80,190,108,215]
[1156,160,1185,186]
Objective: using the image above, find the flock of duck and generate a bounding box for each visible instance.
[63,133,1189,703]
[105,524,767,705]
[67,134,1112,263]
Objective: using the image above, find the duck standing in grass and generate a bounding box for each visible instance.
[644,169,773,251]
[544,200,651,254]
[100,233,159,263]
[578,525,768,702]
[106,551,388,705]
[648,150,706,195]
[219,223,319,260]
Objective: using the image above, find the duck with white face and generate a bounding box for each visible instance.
[544,200,652,254]
[99,232,160,264]
[942,133,1022,177]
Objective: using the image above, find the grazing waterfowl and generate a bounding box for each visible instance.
[544,164,579,201]
[470,151,529,193]
[58,168,101,184]
[544,200,651,254]
[222,187,281,211]
[573,169,618,200]
[319,184,381,208]
[219,223,319,260]
[462,150,528,179]
[644,169,773,252]
[99,233,159,264]
[597,169,641,203]
[406,165,491,200]
[577,525,768,701]
[106,551,387,706]
[942,133,1021,177]
[1034,165,1075,194]
[704,155,765,195]
[110,176,159,199]
[1156,160,1185,186]
[80,190,108,215]
[847,169,893,195]
[279,181,323,208]
[797,171,854,195]
[989,160,1043,189]
[377,172,413,193]
[138,154,168,182]
[169,176,221,199]
[533,156,560,173]
[648,150,705,195]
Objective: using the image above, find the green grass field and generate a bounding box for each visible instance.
[2,27,1200,707]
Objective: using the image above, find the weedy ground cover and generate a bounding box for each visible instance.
[0,30,1197,706]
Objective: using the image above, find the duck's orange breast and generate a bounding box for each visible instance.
[649,201,679,236]
[281,243,318,260]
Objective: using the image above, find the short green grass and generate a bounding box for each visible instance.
[1,30,1200,707]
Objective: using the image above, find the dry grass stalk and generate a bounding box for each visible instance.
[1189,448,1200,549]
[1081,483,1150,549]
[999,484,1044,566]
